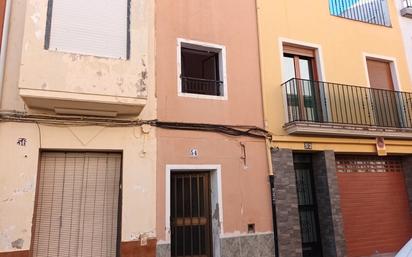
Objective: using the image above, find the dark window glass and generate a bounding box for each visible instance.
[181,47,223,96]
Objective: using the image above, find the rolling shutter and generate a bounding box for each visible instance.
[47,0,128,59]
[366,59,395,91]
[336,156,412,257]
[32,152,122,257]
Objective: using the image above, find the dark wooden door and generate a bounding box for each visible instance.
[171,172,213,257]
[367,59,400,127]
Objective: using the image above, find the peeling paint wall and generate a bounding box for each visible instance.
[0,122,157,252]
[0,0,156,254]
[0,0,154,114]
[0,123,40,251]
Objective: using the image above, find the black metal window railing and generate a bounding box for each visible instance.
[181,76,223,96]
[329,0,391,26]
[282,78,412,129]
[404,0,412,8]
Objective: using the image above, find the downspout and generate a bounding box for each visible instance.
[254,0,279,255]
[0,0,11,108]
[269,171,279,257]
[267,142,279,257]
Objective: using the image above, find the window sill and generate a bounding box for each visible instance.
[177,92,228,101]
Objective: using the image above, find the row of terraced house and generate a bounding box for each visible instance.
[1,0,412,257]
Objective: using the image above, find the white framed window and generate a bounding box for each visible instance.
[177,38,228,100]
[45,0,130,59]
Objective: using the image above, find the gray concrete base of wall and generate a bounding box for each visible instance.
[156,233,275,257]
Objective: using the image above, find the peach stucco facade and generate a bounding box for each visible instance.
[155,1,265,126]
[155,0,272,253]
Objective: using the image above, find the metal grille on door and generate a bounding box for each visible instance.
[32,152,122,257]
[294,154,323,257]
[171,172,213,257]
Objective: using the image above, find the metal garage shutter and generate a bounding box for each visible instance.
[32,152,122,257]
[336,155,412,257]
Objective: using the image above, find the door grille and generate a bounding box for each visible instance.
[171,172,213,257]
[294,154,323,257]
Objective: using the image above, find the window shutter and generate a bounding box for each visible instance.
[48,0,128,59]
[366,59,395,90]
[32,152,122,257]
[283,44,316,58]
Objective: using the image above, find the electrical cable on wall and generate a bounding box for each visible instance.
[0,110,272,140]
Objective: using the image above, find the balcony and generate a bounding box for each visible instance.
[19,88,147,117]
[401,0,412,18]
[282,78,412,139]
[181,76,223,96]
[329,0,391,26]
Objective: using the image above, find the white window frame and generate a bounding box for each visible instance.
[164,164,224,257]
[177,38,228,100]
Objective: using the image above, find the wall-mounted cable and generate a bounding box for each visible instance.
[0,110,272,140]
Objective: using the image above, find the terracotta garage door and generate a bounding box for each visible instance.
[32,152,122,257]
[336,156,412,257]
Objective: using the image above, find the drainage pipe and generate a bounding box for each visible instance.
[269,173,279,257]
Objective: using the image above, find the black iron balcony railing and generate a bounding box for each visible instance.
[329,0,391,26]
[404,0,412,8]
[181,76,223,96]
[282,78,412,129]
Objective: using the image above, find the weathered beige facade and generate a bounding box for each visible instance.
[0,0,156,255]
